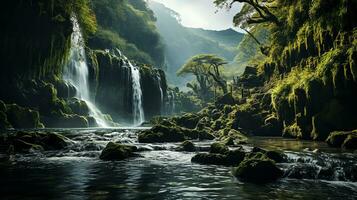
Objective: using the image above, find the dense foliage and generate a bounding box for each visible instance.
[89,0,164,66]
[0,0,96,80]
[215,0,357,140]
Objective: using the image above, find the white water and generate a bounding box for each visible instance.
[128,62,145,125]
[157,74,164,114]
[63,16,109,127]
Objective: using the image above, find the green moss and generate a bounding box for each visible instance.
[100,142,137,161]
[6,104,44,129]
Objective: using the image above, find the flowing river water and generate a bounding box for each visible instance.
[0,128,356,200]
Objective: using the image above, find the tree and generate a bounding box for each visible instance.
[214,0,278,55]
[177,54,228,98]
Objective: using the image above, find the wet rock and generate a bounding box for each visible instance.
[173,113,200,129]
[342,134,357,149]
[284,164,318,179]
[100,142,138,161]
[210,142,229,154]
[4,131,69,152]
[223,137,235,146]
[138,125,185,143]
[265,151,287,163]
[317,167,334,180]
[180,140,196,152]
[68,98,90,116]
[13,139,44,153]
[233,158,283,183]
[138,125,214,143]
[191,149,245,166]
[326,130,357,149]
[5,104,44,128]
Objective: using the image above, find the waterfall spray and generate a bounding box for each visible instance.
[127,61,145,126]
[63,16,109,127]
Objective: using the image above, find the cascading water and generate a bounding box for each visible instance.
[127,62,145,126]
[157,74,164,114]
[63,16,109,127]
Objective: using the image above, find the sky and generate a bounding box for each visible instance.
[150,0,243,31]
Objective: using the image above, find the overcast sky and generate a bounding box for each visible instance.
[150,0,243,31]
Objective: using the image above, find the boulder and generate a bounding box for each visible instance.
[13,139,44,153]
[215,93,235,106]
[138,125,214,143]
[5,104,44,128]
[191,149,245,166]
[100,142,138,161]
[180,140,196,152]
[210,142,229,154]
[233,158,283,183]
[326,130,357,149]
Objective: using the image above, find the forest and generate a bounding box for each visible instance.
[0,0,356,199]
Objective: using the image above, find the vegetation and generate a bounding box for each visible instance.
[177,54,228,100]
[89,0,164,66]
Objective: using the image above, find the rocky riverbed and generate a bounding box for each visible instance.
[0,128,356,200]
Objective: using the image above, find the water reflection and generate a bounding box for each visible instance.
[0,129,356,200]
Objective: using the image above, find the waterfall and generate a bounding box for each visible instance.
[157,74,164,114]
[63,16,109,127]
[127,62,145,126]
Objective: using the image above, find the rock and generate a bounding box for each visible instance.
[68,98,90,116]
[191,153,227,165]
[138,125,185,143]
[5,104,44,128]
[326,130,357,149]
[180,140,196,152]
[342,134,357,149]
[210,142,229,154]
[233,158,283,183]
[223,137,235,146]
[7,131,68,152]
[138,125,214,143]
[265,151,287,163]
[99,142,137,161]
[40,132,68,150]
[173,113,200,129]
[192,148,245,166]
[13,139,44,153]
[215,93,235,106]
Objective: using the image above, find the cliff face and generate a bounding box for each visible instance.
[0,0,168,128]
[88,50,168,124]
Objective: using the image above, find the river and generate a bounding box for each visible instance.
[0,128,356,200]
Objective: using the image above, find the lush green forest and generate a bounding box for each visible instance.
[0,0,356,199]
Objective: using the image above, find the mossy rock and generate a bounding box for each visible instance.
[233,158,283,183]
[10,131,68,151]
[215,93,235,106]
[210,142,229,154]
[100,142,138,161]
[191,149,245,166]
[326,130,357,148]
[180,140,196,152]
[138,125,214,143]
[6,104,44,128]
[265,151,287,163]
[173,113,201,129]
[68,98,90,116]
[138,125,185,143]
[13,139,44,153]
[342,134,357,149]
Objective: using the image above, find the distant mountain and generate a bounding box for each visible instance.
[148,1,244,86]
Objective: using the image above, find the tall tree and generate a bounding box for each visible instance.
[177,54,228,97]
